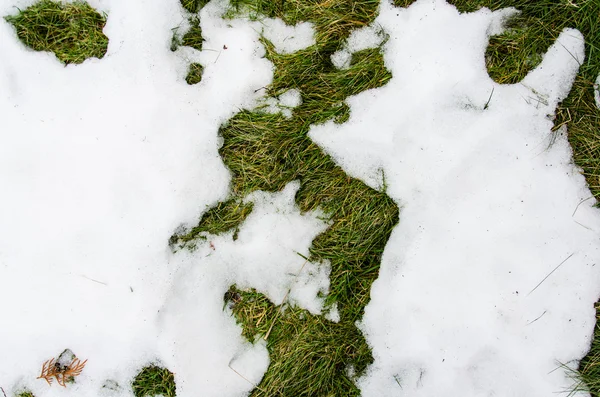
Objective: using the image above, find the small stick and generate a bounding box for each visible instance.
[572,196,593,217]
[483,87,494,110]
[228,362,256,387]
[228,361,266,392]
[263,290,288,341]
[526,310,547,326]
[527,253,574,296]
[79,274,107,286]
[1,386,7,397]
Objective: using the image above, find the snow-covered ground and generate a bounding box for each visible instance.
[313,1,600,396]
[0,0,598,396]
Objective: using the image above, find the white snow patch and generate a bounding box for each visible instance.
[331,23,386,70]
[324,303,340,323]
[257,89,303,118]
[0,0,325,396]
[347,24,386,52]
[288,260,331,315]
[310,1,599,396]
[279,88,302,108]
[158,181,329,396]
[261,18,315,54]
[331,49,352,70]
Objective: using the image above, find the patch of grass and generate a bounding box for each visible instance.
[182,17,203,51]
[5,0,108,65]
[185,62,204,85]
[180,0,210,14]
[484,14,545,84]
[202,0,399,395]
[15,392,35,397]
[574,303,600,396]
[171,16,203,52]
[132,366,176,397]
[179,0,598,394]
[170,199,253,249]
[219,46,397,322]
[226,286,373,396]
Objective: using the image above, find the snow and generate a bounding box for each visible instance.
[310,1,600,396]
[261,18,315,55]
[257,88,303,118]
[331,24,387,70]
[0,0,598,396]
[159,181,328,396]
[0,0,320,396]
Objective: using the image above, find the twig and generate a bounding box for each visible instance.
[79,274,107,286]
[527,253,574,296]
[526,310,547,326]
[228,361,256,387]
[572,196,593,217]
[483,87,494,110]
[574,220,593,231]
[1,386,7,397]
[228,361,266,392]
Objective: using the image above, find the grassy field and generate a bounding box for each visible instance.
[5,0,600,396]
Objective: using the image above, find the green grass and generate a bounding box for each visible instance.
[190,0,600,395]
[15,392,34,397]
[181,17,203,51]
[575,304,600,396]
[190,1,400,395]
[132,366,176,397]
[226,286,374,396]
[5,0,108,65]
[170,199,253,249]
[179,0,210,14]
[171,14,205,85]
[185,62,204,85]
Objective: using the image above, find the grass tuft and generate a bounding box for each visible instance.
[170,199,254,249]
[571,303,600,396]
[15,392,35,397]
[179,0,210,14]
[226,286,373,396]
[182,16,203,51]
[185,62,204,85]
[132,365,176,397]
[5,0,108,65]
